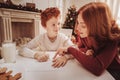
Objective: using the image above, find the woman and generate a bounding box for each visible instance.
[54,2,120,79]
[19,7,73,67]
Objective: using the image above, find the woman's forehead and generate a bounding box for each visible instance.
[77,14,85,24]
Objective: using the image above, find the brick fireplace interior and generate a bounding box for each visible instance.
[12,22,35,40]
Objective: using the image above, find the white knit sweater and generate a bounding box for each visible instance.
[19,32,73,58]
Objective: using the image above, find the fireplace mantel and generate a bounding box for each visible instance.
[0,8,41,43]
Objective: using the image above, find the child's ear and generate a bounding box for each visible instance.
[43,26,47,29]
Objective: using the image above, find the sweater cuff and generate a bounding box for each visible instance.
[19,47,36,58]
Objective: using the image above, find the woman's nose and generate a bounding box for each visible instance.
[76,26,80,31]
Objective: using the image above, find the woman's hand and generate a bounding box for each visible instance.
[34,52,49,62]
[86,49,94,56]
[52,56,68,68]
[53,47,67,59]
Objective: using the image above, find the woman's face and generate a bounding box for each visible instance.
[45,15,61,38]
[75,14,88,38]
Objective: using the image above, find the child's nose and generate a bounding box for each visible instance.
[55,25,59,30]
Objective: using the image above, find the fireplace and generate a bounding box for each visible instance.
[0,8,41,45]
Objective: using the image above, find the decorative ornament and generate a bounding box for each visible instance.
[71,5,76,9]
[0,0,42,12]
[62,5,77,29]
[70,18,73,20]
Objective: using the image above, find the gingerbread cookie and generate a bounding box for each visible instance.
[0,67,22,80]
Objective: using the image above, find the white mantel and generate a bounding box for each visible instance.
[0,8,41,42]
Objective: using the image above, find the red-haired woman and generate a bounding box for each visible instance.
[54,2,120,79]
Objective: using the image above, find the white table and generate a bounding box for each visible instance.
[0,52,115,80]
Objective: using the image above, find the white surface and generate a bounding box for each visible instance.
[0,52,115,80]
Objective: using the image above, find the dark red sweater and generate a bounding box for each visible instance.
[68,37,120,76]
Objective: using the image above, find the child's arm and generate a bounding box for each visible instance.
[19,35,41,58]
[34,52,49,62]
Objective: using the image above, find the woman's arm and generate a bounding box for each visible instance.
[68,41,118,76]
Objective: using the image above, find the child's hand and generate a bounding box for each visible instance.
[86,49,94,56]
[52,56,68,68]
[34,53,49,62]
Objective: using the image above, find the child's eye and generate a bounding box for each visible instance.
[52,24,55,26]
[58,22,60,25]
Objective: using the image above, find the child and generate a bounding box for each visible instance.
[19,7,73,67]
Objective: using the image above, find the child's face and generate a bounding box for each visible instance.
[45,15,61,38]
[75,14,88,38]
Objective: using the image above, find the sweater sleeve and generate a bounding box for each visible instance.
[19,35,42,58]
[68,41,118,76]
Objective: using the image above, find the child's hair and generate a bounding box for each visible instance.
[41,7,60,27]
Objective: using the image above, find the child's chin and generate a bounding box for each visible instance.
[54,32,58,35]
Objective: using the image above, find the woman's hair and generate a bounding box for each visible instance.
[41,7,60,27]
[77,2,120,41]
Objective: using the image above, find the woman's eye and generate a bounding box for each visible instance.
[76,21,79,25]
[81,25,86,28]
